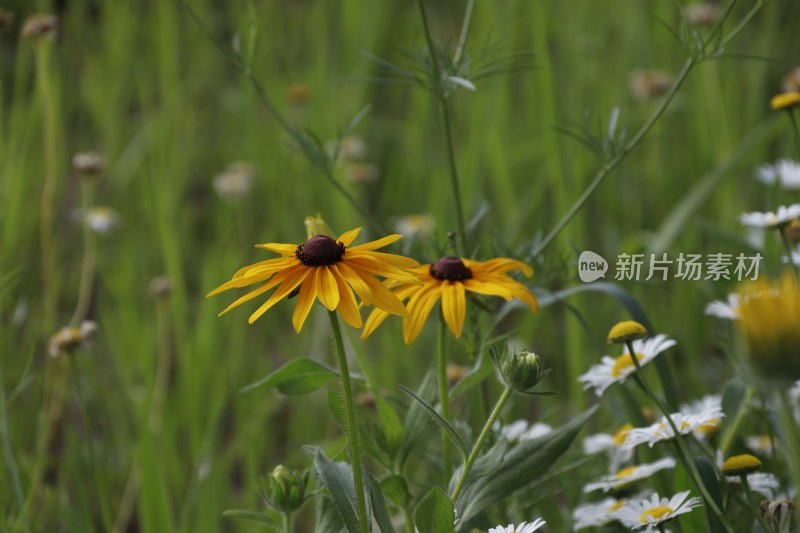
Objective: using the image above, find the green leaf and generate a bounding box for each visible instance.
[314,492,349,533]
[242,358,339,395]
[375,395,404,458]
[366,471,396,533]
[695,456,726,533]
[327,390,347,431]
[449,347,495,401]
[399,370,437,466]
[719,379,750,456]
[398,384,469,460]
[304,446,363,533]
[414,487,455,533]
[452,406,597,524]
[222,510,281,530]
[380,475,411,507]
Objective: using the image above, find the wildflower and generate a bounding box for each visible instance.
[213,161,255,201]
[582,423,634,472]
[264,465,309,513]
[756,160,800,190]
[628,70,673,101]
[680,394,722,438]
[361,256,537,344]
[740,204,800,229]
[704,293,740,320]
[745,434,776,458]
[771,92,800,111]
[682,2,721,26]
[578,334,676,396]
[487,518,546,533]
[21,14,57,39]
[783,67,800,93]
[81,207,120,234]
[722,454,762,476]
[394,214,435,238]
[736,272,800,378]
[446,364,469,385]
[583,458,676,493]
[612,491,702,531]
[503,350,547,392]
[726,473,780,498]
[607,321,648,344]
[623,406,725,450]
[573,498,625,529]
[72,151,105,178]
[208,228,420,332]
[495,419,553,442]
[48,321,97,357]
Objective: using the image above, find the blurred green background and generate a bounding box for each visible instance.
[1,0,799,530]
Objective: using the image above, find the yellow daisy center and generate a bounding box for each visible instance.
[695,418,721,436]
[295,235,345,266]
[616,465,638,479]
[722,454,762,476]
[611,353,645,377]
[607,320,648,343]
[612,423,634,446]
[641,505,673,523]
[607,500,624,512]
[429,256,472,281]
[771,92,800,110]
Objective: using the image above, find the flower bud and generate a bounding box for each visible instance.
[607,321,648,344]
[264,465,308,513]
[504,350,546,392]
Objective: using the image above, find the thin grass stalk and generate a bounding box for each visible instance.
[0,362,27,532]
[69,180,97,327]
[328,311,369,533]
[437,315,452,481]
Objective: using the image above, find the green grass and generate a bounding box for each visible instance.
[1,0,799,531]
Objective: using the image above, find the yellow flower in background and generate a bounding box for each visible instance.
[737,271,800,379]
[771,92,800,111]
[208,228,420,332]
[361,255,538,344]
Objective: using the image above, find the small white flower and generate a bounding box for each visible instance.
[623,406,725,450]
[495,420,553,443]
[745,434,776,458]
[790,380,800,423]
[704,294,740,320]
[487,518,546,533]
[680,394,722,438]
[781,245,800,266]
[83,206,121,234]
[213,161,255,200]
[583,458,676,493]
[582,423,634,472]
[573,498,624,529]
[727,473,781,498]
[612,491,702,531]
[756,160,800,189]
[578,335,676,396]
[394,214,435,238]
[740,204,800,228]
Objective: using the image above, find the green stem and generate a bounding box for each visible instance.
[417,0,468,256]
[69,180,97,327]
[328,312,369,533]
[437,315,452,481]
[778,226,799,284]
[625,341,734,532]
[450,386,512,503]
[741,474,772,533]
[453,0,475,66]
[787,108,800,163]
[403,506,415,533]
[0,361,27,532]
[283,512,292,533]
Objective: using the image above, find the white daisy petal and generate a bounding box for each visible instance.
[756,160,800,189]
[623,405,725,450]
[486,518,546,533]
[740,203,800,228]
[612,491,702,530]
[583,458,676,493]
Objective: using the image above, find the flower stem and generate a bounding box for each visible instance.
[787,109,800,162]
[0,361,27,532]
[328,311,369,533]
[740,474,772,533]
[450,386,512,503]
[69,180,97,327]
[778,226,798,284]
[437,315,452,481]
[625,341,734,532]
[282,511,292,533]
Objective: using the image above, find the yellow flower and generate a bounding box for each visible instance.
[722,454,762,476]
[208,228,420,332]
[770,92,800,111]
[607,320,648,344]
[361,256,538,344]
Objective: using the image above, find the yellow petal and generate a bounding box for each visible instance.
[403,283,442,344]
[466,258,533,277]
[291,275,318,332]
[347,233,403,252]
[441,281,466,338]
[345,255,422,284]
[248,266,310,323]
[461,278,513,300]
[232,257,296,279]
[333,262,373,306]
[351,266,414,317]
[216,266,300,313]
[361,307,391,339]
[337,227,362,246]
[254,242,298,255]
[333,274,363,328]
[315,266,340,311]
[346,250,420,269]
[495,277,539,312]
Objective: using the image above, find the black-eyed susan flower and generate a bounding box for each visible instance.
[208,228,420,332]
[361,255,538,344]
[611,491,702,530]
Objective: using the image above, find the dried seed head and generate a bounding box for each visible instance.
[72,151,105,178]
[682,3,722,26]
[48,321,97,357]
[629,70,673,101]
[22,14,58,39]
[149,276,173,298]
[213,161,255,201]
[287,84,310,105]
[782,67,800,93]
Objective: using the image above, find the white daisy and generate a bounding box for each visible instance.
[756,160,800,189]
[623,406,725,450]
[583,458,676,493]
[680,395,722,438]
[573,498,624,529]
[745,434,776,458]
[781,245,800,266]
[612,491,702,531]
[487,518,546,533]
[213,161,255,201]
[582,423,634,472]
[740,204,800,228]
[394,214,435,238]
[578,335,677,396]
[714,450,781,498]
[84,206,121,234]
[704,294,740,320]
[495,420,553,443]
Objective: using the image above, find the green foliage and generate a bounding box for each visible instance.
[242,357,343,395]
[414,487,455,533]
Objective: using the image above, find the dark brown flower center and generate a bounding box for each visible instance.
[295,235,345,267]
[430,256,472,281]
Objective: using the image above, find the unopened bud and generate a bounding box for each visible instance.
[265,465,308,513]
[504,350,546,392]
